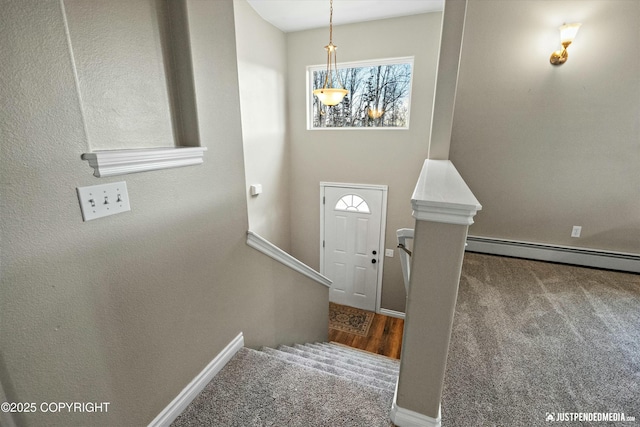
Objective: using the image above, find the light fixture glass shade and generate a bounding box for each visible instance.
[368,108,384,119]
[313,0,348,107]
[559,23,581,45]
[313,88,348,106]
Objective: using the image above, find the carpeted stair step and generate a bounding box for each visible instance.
[292,344,399,378]
[171,347,394,427]
[313,342,401,367]
[310,343,400,372]
[290,343,400,378]
[261,347,396,392]
[308,342,400,371]
[277,345,398,385]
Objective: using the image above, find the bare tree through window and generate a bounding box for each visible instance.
[309,57,414,128]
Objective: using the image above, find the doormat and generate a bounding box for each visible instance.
[329,302,375,337]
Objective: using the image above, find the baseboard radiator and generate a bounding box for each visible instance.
[466,236,640,274]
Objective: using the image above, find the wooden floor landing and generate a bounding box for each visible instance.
[329,310,404,359]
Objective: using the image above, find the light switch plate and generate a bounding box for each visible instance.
[385,249,395,257]
[77,181,130,221]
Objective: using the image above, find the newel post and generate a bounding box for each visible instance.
[391,160,481,427]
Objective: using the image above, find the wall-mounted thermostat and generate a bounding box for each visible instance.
[250,184,263,196]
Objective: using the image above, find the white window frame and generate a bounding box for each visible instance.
[306,56,415,130]
[334,194,372,214]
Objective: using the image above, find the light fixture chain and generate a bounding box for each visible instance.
[334,49,345,90]
[312,0,348,107]
[329,0,333,44]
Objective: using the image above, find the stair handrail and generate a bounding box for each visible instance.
[246,231,332,288]
[396,228,414,294]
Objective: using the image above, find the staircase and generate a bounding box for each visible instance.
[171,343,399,426]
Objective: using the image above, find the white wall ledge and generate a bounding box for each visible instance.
[411,160,482,225]
[246,231,332,288]
[81,146,207,177]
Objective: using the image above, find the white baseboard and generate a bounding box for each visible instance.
[379,308,406,319]
[148,332,244,427]
[390,387,441,427]
[466,236,640,274]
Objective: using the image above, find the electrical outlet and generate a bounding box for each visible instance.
[385,249,394,257]
[77,181,131,221]
[571,225,582,238]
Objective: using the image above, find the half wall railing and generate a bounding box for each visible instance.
[391,160,482,427]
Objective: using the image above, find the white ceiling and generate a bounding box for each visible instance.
[246,0,444,33]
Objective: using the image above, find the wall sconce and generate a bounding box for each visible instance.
[550,23,582,65]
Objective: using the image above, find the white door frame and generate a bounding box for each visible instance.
[320,182,388,314]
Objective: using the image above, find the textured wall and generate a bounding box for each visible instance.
[64,0,176,150]
[450,0,640,254]
[287,13,443,313]
[234,0,292,251]
[0,1,327,426]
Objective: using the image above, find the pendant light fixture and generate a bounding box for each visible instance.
[313,0,348,106]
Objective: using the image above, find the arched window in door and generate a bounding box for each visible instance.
[334,194,370,213]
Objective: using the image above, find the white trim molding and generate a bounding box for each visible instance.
[391,390,441,427]
[411,160,482,225]
[466,236,640,274]
[82,147,207,177]
[148,332,244,427]
[247,231,332,288]
[379,308,406,319]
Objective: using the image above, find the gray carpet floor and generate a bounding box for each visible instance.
[443,253,640,426]
[171,253,639,426]
[171,343,397,427]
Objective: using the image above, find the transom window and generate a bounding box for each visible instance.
[308,57,414,129]
[334,195,370,213]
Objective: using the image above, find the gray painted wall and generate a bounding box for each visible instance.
[64,0,177,150]
[450,0,640,254]
[234,0,292,251]
[0,1,327,425]
[287,13,443,313]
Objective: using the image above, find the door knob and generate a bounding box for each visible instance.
[372,250,377,255]
[371,259,377,264]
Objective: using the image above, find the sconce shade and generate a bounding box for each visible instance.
[559,23,581,45]
[314,88,348,106]
[550,22,582,65]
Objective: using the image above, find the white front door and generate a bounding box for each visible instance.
[321,183,387,312]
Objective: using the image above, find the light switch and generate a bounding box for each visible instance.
[77,181,131,221]
[385,249,395,257]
